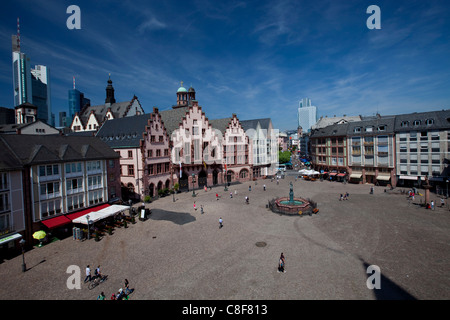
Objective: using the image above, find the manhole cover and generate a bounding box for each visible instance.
[255,241,267,247]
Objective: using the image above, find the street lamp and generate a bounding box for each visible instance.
[19,238,26,272]
[446,179,449,198]
[86,215,90,240]
[192,173,196,197]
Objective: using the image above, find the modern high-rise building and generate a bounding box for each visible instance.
[12,25,52,125]
[68,88,90,124]
[297,97,318,133]
[12,36,32,107]
[31,65,52,124]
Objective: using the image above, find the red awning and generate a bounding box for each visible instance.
[66,203,111,221]
[329,173,337,176]
[41,215,72,229]
[337,173,346,177]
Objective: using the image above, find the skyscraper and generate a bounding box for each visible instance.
[12,21,52,124]
[297,97,318,133]
[68,88,90,125]
[31,65,52,124]
[12,36,32,107]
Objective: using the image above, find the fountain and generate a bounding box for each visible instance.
[269,182,315,215]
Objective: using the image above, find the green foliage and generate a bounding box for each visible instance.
[278,151,291,164]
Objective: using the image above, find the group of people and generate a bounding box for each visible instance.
[84,265,103,283]
[339,192,350,201]
[97,279,132,300]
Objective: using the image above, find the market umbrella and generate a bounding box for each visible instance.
[33,230,46,240]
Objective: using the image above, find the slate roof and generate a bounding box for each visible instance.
[312,116,361,130]
[0,134,119,169]
[209,117,233,134]
[310,122,350,138]
[393,109,450,132]
[240,118,272,131]
[96,113,153,148]
[346,115,396,136]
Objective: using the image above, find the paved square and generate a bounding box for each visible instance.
[1,174,449,300]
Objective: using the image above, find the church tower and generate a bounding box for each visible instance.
[105,74,116,104]
[174,81,196,109]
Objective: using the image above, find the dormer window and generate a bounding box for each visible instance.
[425,119,434,125]
[354,127,361,133]
[401,121,409,127]
[365,126,373,132]
[413,120,421,126]
[378,125,386,132]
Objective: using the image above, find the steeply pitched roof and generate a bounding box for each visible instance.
[209,117,232,134]
[0,134,119,167]
[96,113,152,148]
[239,118,272,131]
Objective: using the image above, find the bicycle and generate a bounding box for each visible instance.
[88,274,108,290]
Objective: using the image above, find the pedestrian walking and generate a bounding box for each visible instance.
[431,200,435,211]
[441,198,445,207]
[230,192,233,198]
[216,193,219,200]
[249,185,252,191]
[84,265,91,283]
[219,217,223,228]
[339,194,343,201]
[277,258,285,273]
[200,205,204,214]
[204,186,207,192]
[345,192,349,200]
[263,184,266,191]
[97,292,105,300]
[124,279,131,294]
[95,265,102,279]
[194,202,197,211]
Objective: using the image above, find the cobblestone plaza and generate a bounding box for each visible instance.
[0,174,449,300]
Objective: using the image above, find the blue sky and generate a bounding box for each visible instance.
[1,0,449,130]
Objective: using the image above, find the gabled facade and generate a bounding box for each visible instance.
[140,108,171,198]
[240,118,278,178]
[70,77,144,132]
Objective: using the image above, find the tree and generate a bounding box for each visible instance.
[278,151,291,164]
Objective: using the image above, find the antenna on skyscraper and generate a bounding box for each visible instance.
[73,76,76,89]
[17,17,20,52]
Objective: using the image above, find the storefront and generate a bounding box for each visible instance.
[0,233,23,259]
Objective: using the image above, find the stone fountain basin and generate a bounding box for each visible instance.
[274,197,310,210]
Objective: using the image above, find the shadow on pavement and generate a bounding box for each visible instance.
[359,257,416,300]
[149,209,196,225]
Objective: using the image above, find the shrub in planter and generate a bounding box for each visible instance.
[144,195,151,203]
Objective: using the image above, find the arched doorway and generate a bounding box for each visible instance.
[226,170,235,183]
[213,169,219,185]
[239,169,249,181]
[198,170,207,188]
[179,171,189,191]
[149,183,155,198]
[165,179,170,189]
[157,181,163,192]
